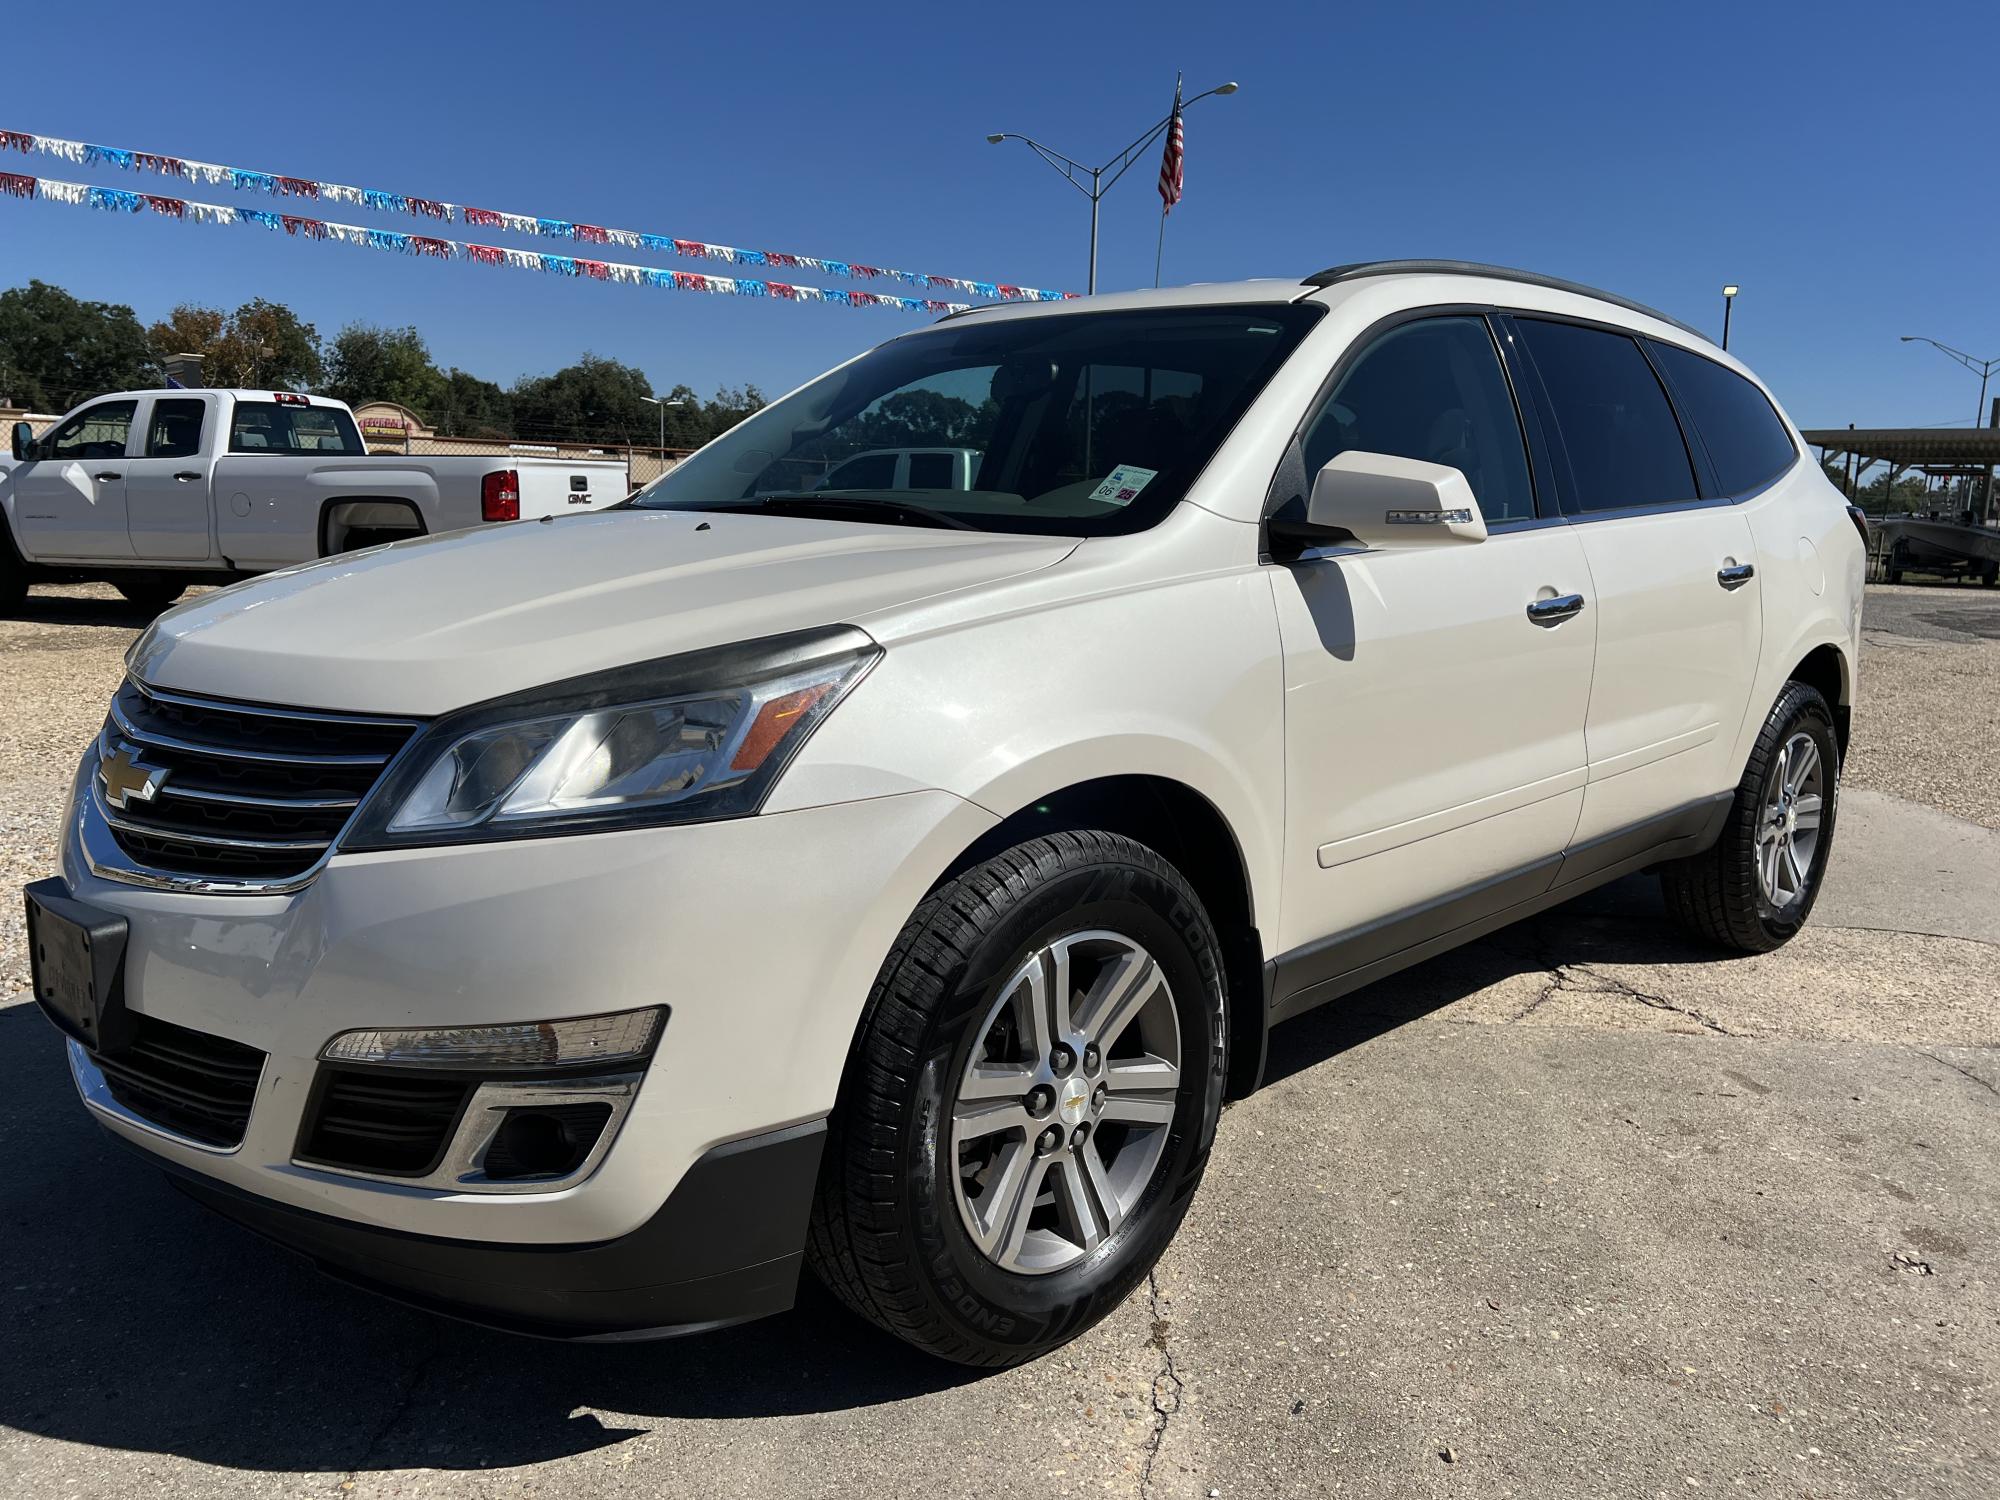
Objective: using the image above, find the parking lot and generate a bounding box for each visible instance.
[1,582,1994,1499]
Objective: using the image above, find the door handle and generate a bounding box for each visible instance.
[173,471,200,482]
[1526,593,1586,626]
[1717,562,1756,589]
[93,471,122,481]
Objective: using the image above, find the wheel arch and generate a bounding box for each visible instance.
[318,497,428,556]
[932,773,1270,1099]
[1786,640,1852,752]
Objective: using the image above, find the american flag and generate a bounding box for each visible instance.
[1157,86,1184,213]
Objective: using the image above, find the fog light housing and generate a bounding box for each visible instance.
[482,1103,614,1180]
[320,1007,664,1071]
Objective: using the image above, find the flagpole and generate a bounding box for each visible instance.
[1154,74,1181,288]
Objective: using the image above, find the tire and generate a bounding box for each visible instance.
[0,542,25,613]
[808,830,1227,1367]
[1660,680,1840,954]
[114,575,188,614]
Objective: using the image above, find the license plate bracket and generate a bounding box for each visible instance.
[24,878,133,1052]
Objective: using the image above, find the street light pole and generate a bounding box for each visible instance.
[641,393,693,452]
[985,80,1238,295]
[1900,337,2000,522]
[1721,285,1739,350]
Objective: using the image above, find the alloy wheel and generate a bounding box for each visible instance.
[949,930,1181,1275]
[1756,731,1825,907]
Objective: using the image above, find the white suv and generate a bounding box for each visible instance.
[25,262,1865,1366]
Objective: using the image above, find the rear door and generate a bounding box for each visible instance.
[12,399,138,560]
[1507,316,1761,850]
[125,395,216,560]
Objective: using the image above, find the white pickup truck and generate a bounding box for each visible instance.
[0,389,626,612]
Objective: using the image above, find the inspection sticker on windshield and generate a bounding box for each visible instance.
[1089,464,1159,504]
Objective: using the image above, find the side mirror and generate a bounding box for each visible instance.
[1302,451,1487,550]
[10,422,34,462]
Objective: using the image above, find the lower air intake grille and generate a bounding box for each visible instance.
[94,1016,266,1149]
[296,1069,475,1178]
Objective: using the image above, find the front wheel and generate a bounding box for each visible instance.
[808,830,1226,1367]
[1660,680,1840,953]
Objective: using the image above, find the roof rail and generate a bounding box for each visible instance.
[1300,260,1708,341]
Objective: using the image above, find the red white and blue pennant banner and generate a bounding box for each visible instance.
[0,129,1073,305]
[0,173,974,313]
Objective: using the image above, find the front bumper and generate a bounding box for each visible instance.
[157,1116,827,1340]
[49,754,994,1318]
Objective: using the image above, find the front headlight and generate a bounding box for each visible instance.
[345,626,878,850]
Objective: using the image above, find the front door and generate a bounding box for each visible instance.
[13,399,138,560]
[1507,317,1762,846]
[125,395,215,561]
[1269,314,1595,1000]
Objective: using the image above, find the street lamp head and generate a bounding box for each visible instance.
[1722,285,1739,299]
[1899,336,1918,343]
[1214,81,1240,94]
[985,133,1006,145]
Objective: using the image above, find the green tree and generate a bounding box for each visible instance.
[510,354,657,445]
[432,368,512,438]
[149,298,322,390]
[700,383,768,443]
[324,324,446,415]
[0,280,155,410]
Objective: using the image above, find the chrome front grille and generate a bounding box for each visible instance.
[90,680,422,889]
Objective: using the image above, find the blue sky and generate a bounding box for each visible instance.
[2,0,1995,430]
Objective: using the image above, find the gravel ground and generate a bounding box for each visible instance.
[1845,583,2000,830]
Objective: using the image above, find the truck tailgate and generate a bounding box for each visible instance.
[513,458,627,519]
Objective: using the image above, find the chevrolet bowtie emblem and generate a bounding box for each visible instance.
[100,744,168,810]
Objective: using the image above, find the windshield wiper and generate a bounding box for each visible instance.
[742,492,980,531]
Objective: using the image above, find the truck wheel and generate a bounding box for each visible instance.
[1660,680,1840,954]
[0,542,24,613]
[808,830,1226,1367]
[114,575,188,614]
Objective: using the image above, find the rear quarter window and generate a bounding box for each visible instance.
[1648,342,1797,496]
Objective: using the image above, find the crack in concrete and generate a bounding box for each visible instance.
[1917,1048,2000,1100]
[1516,956,1737,1036]
[1140,1269,1185,1499]
[1822,923,2000,950]
[343,1328,446,1484]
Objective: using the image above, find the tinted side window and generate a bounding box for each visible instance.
[1301,316,1536,522]
[906,452,956,489]
[1648,342,1796,495]
[46,400,137,460]
[146,398,207,459]
[1515,320,1697,512]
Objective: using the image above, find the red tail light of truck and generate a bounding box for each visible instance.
[481,470,521,523]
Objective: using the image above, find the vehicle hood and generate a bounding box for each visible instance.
[131,510,1076,713]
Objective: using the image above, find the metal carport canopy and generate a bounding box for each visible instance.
[1802,428,2000,464]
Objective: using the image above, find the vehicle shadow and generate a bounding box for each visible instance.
[0,1002,978,1475]
[5,591,162,630]
[0,872,1724,1474]
[1260,870,1730,1089]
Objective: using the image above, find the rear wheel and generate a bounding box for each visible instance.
[1660,680,1840,953]
[113,574,188,614]
[808,830,1226,1367]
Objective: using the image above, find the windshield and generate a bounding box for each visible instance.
[229,402,367,455]
[630,302,1323,536]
